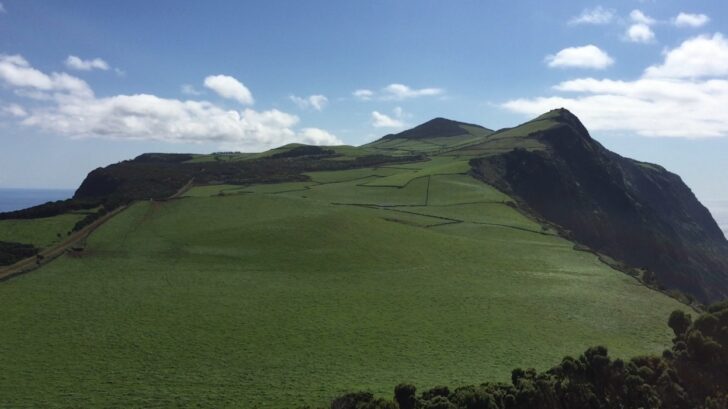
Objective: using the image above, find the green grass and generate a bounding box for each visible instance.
[448,118,557,158]
[0,213,85,248]
[427,174,510,205]
[183,184,249,197]
[0,158,687,408]
[305,167,403,184]
[363,158,471,187]
[366,134,493,156]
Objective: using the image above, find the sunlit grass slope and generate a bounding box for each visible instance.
[0,212,85,249]
[0,159,686,408]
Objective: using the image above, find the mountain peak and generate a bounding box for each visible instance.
[381,117,490,140]
[535,108,591,138]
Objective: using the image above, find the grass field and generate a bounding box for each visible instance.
[0,213,85,249]
[0,157,686,407]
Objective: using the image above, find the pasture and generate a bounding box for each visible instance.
[0,159,686,408]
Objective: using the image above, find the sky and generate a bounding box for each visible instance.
[0,1,727,207]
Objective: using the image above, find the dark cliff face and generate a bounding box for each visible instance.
[471,109,728,303]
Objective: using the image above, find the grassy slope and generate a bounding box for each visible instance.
[0,213,86,248]
[0,156,685,408]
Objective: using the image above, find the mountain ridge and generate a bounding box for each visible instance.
[2,109,726,303]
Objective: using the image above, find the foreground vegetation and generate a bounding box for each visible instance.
[328,302,728,409]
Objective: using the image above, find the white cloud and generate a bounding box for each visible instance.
[502,34,728,138]
[625,10,656,44]
[355,84,444,101]
[371,107,406,129]
[546,45,614,69]
[2,103,26,117]
[626,23,655,43]
[569,7,615,25]
[0,54,93,98]
[353,89,374,100]
[382,83,443,100]
[180,84,202,96]
[674,12,710,28]
[645,33,728,79]
[203,74,254,105]
[297,128,343,145]
[308,95,328,110]
[65,55,110,71]
[0,54,340,150]
[289,94,328,111]
[0,2,5,13]
[630,10,656,25]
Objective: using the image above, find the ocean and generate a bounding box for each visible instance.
[0,188,75,213]
[705,200,728,239]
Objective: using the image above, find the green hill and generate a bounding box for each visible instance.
[0,110,724,408]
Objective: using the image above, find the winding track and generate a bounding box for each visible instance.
[0,179,195,282]
[0,206,128,281]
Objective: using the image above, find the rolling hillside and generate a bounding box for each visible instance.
[0,110,722,408]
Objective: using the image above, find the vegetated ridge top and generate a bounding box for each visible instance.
[381,117,492,140]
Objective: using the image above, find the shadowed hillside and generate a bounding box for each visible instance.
[471,109,728,303]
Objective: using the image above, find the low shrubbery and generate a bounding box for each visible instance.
[71,206,109,232]
[0,241,38,266]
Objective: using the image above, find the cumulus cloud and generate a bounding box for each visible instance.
[630,10,656,25]
[626,24,655,43]
[353,89,374,100]
[203,74,254,105]
[674,12,710,28]
[371,107,406,129]
[569,6,615,25]
[645,33,728,79]
[65,55,110,71]
[180,84,202,96]
[289,94,328,111]
[626,10,656,43]
[0,54,340,150]
[546,45,614,69]
[0,54,93,98]
[354,84,443,101]
[502,33,728,138]
[297,128,342,145]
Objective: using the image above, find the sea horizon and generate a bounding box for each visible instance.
[705,200,728,239]
[0,187,76,213]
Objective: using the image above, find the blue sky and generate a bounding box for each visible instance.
[0,1,727,206]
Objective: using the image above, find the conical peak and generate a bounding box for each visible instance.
[535,108,591,140]
[382,117,489,140]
